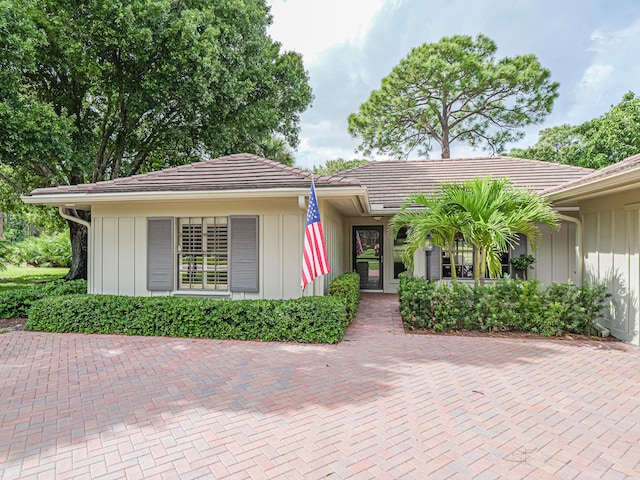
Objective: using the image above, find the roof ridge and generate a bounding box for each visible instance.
[236,154,360,185]
[329,156,595,177]
[242,154,314,179]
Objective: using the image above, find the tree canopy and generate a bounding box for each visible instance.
[312,158,369,176]
[348,34,558,159]
[0,0,313,278]
[509,92,640,169]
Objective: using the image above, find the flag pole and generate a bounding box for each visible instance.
[301,174,330,292]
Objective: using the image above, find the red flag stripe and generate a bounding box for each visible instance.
[301,187,330,291]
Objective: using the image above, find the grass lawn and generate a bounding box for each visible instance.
[0,266,69,291]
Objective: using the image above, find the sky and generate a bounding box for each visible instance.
[266,0,640,169]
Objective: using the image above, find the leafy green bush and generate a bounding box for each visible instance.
[0,279,87,318]
[398,276,610,337]
[0,239,13,271]
[398,273,436,329]
[545,282,609,336]
[432,281,478,331]
[11,233,71,267]
[328,272,360,322]
[476,278,546,332]
[26,294,349,344]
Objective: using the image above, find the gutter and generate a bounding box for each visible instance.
[22,186,369,206]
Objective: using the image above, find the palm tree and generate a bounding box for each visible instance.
[444,177,559,280]
[390,192,469,280]
[255,137,295,166]
[391,176,559,282]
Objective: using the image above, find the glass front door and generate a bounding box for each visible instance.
[353,226,383,290]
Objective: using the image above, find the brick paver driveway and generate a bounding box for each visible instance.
[2,293,640,479]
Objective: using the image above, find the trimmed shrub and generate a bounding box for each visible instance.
[0,279,87,319]
[398,273,436,329]
[545,282,609,336]
[398,276,610,337]
[475,278,546,332]
[26,294,349,344]
[328,272,360,322]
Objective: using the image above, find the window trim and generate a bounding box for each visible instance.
[176,216,229,291]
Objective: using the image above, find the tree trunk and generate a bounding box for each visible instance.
[65,219,88,280]
[448,246,457,280]
[441,141,451,159]
[476,247,487,286]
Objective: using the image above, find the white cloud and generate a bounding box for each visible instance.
[293,119,359,168]
[267,0,387,64]
[566,19,640,122]
[575,64,615,100]
[265,1,640,167]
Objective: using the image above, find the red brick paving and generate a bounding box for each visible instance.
[1,292,640,479]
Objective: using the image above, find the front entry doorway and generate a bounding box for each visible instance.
[353,226,383,290]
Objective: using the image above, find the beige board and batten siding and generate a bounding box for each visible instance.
[319,199,349,289]
[529,221,578,285]
[580,190,640,345]
[90,198,319,300]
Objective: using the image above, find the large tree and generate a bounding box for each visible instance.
[0,0,312,279]
[348,34,558,159]
[509,92,640,169]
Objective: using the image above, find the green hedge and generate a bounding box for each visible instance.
[26,293,354,345]
[25,272,360,343]
[328,272,360,322]
[398,274,610,337]
[0,280,87,319]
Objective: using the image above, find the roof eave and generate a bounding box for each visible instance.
[545,167,640,203]
[22,186,369,208]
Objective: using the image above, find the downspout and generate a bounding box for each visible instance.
[58,207,91,229]
[557,214,583,286]
[557,213,610,337]
[58,207,92,290]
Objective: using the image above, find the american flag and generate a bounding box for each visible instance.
[301,180,330,290]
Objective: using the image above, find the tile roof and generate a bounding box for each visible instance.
[29,153,360,196]
[328,156,594,209]
[29,154,597,210]
[542,153,640,197]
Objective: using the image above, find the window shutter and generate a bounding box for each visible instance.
[230,216,259,292]
[430,246,442,281]
[147,217,174,291]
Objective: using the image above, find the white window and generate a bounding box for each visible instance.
[442,234,509,279]
[177,217,228,290]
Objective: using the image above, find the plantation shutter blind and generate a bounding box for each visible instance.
[147,217,174,291]
[229,216,259,292]
[430,246,442,281]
